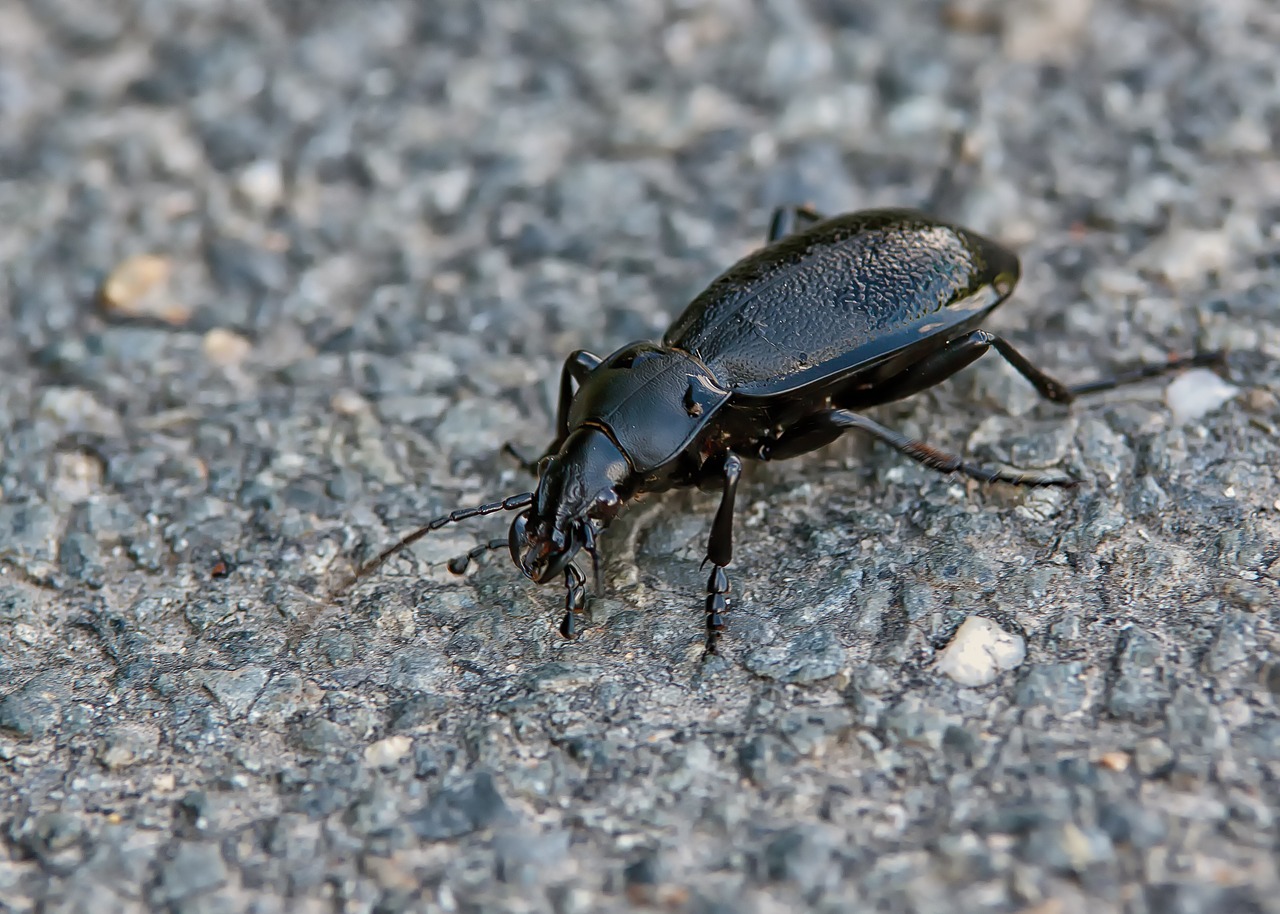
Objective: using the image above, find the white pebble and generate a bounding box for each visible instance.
[236,160,285,210]
[1165,368,1240,424]
[364,735,413,769]
[936,616,1027,687]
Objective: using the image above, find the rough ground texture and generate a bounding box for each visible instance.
[1,1,1278,912]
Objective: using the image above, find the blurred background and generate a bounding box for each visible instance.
[1,1,1277,912]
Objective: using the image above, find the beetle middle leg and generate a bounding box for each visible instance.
[702,452,743,654]
[761,410,1076,487]
[504,349,603,473]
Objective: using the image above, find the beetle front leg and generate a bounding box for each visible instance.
[702,452,743,654]
[559,563,589,640]
[767,205,825,242]
[554,350,603,437]
[504,349,603,474]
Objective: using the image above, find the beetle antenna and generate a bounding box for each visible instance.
[338,492,533,592]
[446,538,508,575]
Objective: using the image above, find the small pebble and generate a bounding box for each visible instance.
[936,616,1027,687]
[1242,388,1276,415]
[364,735,413,769]
[428,167,472,215]
[50,450,105,503]
[235,160,285,210]
[99,254,191,325]
[98,728,155,770]
[1133,737,1176,777]
[1165,368,1241,424]
[202,328,252,367]
[1097,751,1131,772]
[1142,228,1233,284]
[330,389,370,416]
[1001,0,1095,63]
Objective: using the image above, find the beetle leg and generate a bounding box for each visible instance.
[702,452,743,654]
[555,350,603,437]
[767,205,825,243]
[860,329,1224,408]
[559,563,589,640]
[920,127,969,215]
[503,350,603,475]
[982,335,1225,402]
[770,409,1076,487]
[500,443,542,475]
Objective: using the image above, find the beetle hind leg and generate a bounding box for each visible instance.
[853,329,1224,409]
[984,336,1226,402]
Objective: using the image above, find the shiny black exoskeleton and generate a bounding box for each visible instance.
[354,206,1219,652]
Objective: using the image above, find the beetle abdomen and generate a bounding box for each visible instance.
[664,209,1019,397]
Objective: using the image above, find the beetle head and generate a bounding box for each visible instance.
[509,426,628,585]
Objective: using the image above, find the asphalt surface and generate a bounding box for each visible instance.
[1,1,1279,912]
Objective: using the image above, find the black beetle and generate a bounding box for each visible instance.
[352,205,1219,651]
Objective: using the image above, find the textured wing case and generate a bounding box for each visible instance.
[663,209,1019,397]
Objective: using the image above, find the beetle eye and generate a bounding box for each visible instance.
[508,511,530,569]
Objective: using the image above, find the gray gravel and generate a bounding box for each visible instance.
[2,0,1279,912]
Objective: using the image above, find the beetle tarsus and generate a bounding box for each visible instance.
[1058,348,1228,398]
[704,574,730,655]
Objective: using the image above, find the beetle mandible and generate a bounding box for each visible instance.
[351,206,1219,652]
